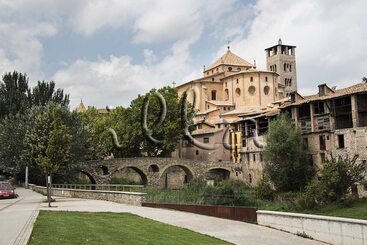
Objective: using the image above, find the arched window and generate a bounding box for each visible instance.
[235,88,241,97]
[264,86,270,95]
[211,90,217,100]
[228,67,232,71]
[284,63,287,72]
[224,89,229,101]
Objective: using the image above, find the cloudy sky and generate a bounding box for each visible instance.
[0,0,366,108]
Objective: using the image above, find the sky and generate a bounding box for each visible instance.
[0,0,366,108]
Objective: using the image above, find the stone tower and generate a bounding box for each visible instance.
[265,38,297,96]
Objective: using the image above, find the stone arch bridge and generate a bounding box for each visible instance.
[78,157,242,188]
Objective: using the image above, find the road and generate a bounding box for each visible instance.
[0,188,43,245]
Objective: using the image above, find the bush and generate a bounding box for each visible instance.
[255,178,275,201]
[297,154,366,210]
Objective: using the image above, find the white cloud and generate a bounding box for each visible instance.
[226,0,367,95]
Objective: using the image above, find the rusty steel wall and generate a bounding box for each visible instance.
[142,202,257,223]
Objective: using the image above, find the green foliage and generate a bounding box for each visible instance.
[299,155,366,209]
[254,178,275,201]
[22,104,77,178]
[263,114,314,192]
[0,71,31,119]
[31,80,69,107]
[146,179,256,206]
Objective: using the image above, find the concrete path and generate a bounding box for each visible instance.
[40,197,323,245]
[0,188,43,245]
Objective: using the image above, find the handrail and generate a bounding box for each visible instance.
[51,184,145,192]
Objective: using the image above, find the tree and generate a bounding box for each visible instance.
[31,80,69,107]
[22,104,73,205]
[263,114,314,192]
[363,77,367,83]
[0,71,31,119]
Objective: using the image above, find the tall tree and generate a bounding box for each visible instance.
[31,81,69,107]
[22,104,72,182]
[0,71,31,119]
[263,114,315,192]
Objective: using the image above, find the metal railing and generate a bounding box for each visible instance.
[52,184,145,192]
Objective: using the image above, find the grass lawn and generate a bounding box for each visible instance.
[29,211,231,245]
[303,198,367,220]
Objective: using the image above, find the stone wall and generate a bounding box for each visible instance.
[257,210,367,245]
[29,184,146,206]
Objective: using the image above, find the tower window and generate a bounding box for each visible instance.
[237,67,241,71]
[265,76,268,82]
[250,77,253,82]
[228,67,232,71]
[203,137,209,143]
[224,89,229,100]
[284,63,287,72]
[236,79,239,84]
[212,78,214,81]
[211,90,217,100]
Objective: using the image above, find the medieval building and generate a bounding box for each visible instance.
[177,40,367,196]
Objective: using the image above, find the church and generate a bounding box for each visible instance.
[176,39,297,167]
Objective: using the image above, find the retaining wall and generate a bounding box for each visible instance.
[143,202,257,223]
[29,184,146,206]
[257,210,367,245]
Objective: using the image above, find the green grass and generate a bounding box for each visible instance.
[303,198,367,220]
[29,211,231,245]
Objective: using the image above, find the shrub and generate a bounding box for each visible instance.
[255,178,275,201]
[298,154,366,209]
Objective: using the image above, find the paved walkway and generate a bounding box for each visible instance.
[0,188,43,245]
[40,197,323,245]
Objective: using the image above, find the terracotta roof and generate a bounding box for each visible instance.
[191,128,223,136]
[206,49,253,70]
[196,108,219,116]
[221,106,264,116]
[282,82,367,107]
[215,118,229,124]
[207,100,234,106]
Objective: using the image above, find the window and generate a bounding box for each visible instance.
[260,153,263,161]
[250,77,253,82]
[224,107,226,111]
[248,86,256,95]
[284,63,287,72]
[303,137,309,149]
[224,89,229,100]
[249,174,252,184]
[211,90,217,100]
[228,67,232,71]
[265,76,268,82]
[203,137,209,143]
[263,86,270,95]
[320,153,326,163]
[285,78,292,87]
[237,67,241,71]
[236,79,239,84]
[253,154,256,162]
[235,88,241,97]
[319,135,326,150]
[225,82,227,87]
[246,153,250,163]
[206,72,209,76]
[212,77,214,81]
[290,65,292,72]
[207,105,210,109]
[274,64,277,72]
[196,150,199,155]
[314,102,325,114]
[338,134,345,149]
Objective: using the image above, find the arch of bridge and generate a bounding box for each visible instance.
[79,157,237,186]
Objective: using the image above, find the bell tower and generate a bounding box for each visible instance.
[265,38,297,96]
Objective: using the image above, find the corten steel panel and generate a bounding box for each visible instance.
[142,203,257,223]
